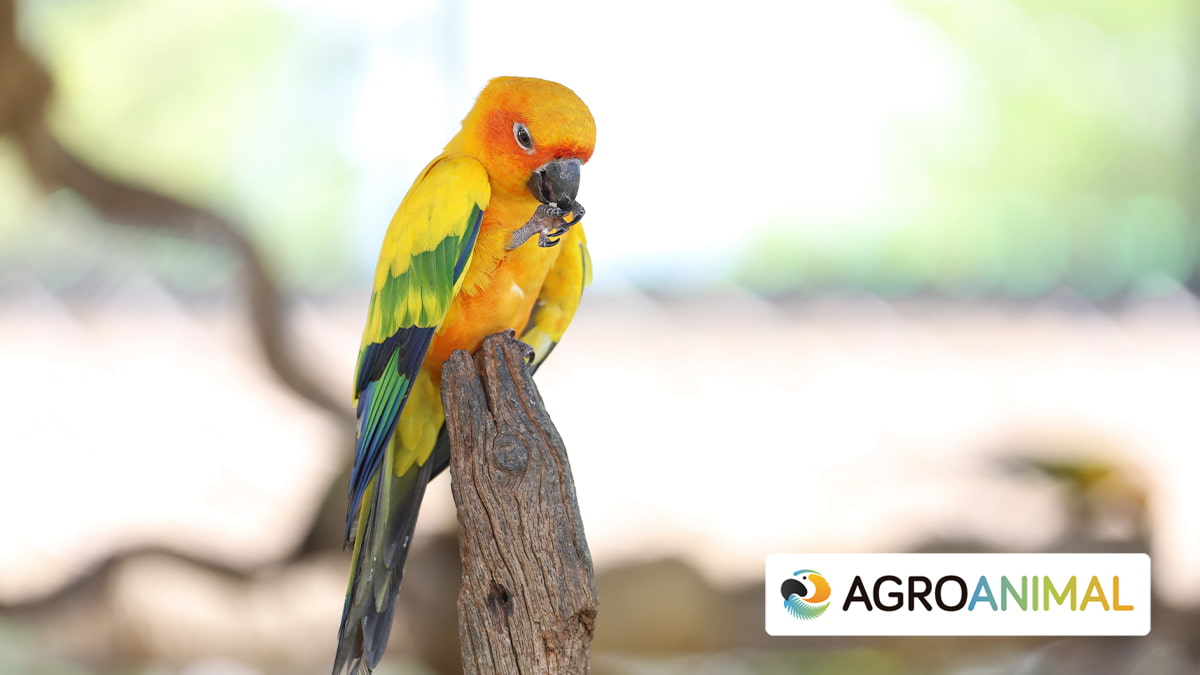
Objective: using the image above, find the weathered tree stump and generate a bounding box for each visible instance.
[441,331,598,674]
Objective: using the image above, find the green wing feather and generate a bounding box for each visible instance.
[334,155,489,675]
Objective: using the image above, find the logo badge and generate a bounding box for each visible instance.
[766,553,1151,636]
[780,569,831,619]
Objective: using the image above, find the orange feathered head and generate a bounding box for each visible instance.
[450,77,596,202]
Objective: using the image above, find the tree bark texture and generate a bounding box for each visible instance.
[441,332,598,675]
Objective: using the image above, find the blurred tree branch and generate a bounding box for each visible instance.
[0,0,353,606]
[0,0,350,426]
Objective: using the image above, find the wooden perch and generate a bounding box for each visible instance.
[441,332,598,675]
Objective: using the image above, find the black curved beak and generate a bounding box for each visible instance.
[781,578,808,600]
[508,158,586,249]
[527,158,581,207]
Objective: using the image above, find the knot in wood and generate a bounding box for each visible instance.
[491,432,529,475]
[487,579,514,617]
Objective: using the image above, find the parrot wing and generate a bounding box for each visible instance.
[521,225,592,373]
[347,155,488,532]
[334,155,488,675]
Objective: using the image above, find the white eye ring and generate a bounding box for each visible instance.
[513,122,535,153]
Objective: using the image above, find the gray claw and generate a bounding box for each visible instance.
[517,339,536,364]
[562,202,585,226]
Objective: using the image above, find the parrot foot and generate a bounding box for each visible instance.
[508,201,586,250]
[497,329,537,367]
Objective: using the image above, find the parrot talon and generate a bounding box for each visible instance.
[538,221,574,247]
[517,339,536,365]
[561,202,585,226]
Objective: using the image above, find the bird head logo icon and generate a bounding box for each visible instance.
[780,569,831,619]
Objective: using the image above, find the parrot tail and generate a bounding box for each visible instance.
[331,449,435,675]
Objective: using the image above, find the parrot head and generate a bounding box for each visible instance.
[451,76,596,209]
[781,569,831,605]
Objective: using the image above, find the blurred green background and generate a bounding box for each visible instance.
[1,0,1198,674]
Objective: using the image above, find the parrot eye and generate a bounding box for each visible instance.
[513,122,535,153]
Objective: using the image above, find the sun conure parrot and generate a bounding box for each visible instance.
[331,76,596,675]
